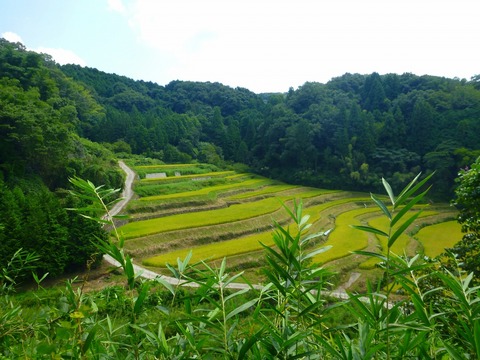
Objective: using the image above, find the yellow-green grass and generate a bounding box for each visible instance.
[119,197,283,239]
[312,207,381,265]
[276,188,340,202]
[139,178,271,201]
[227,184,299,200]
[359,210,439,269]
[135,164,201,169]
[134,163,217,179]
[224,173,253,180]
[124,187,340,239]
[416,220,463,258]
[142,196,371,267]
[143,230,275,267]
[140,170,235,182]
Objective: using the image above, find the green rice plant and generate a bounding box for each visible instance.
[135,163,199,169]
[134,163,220,178]
[312,207,381,265]
[143,197,371,267]
[140,170,235,183]
[277,188,339,201]
[227,184,298,200]
[139,178,270,201]
[416,220,463,258]
[120,197,283,239]
[134,177,228,197]
[143,229,275,267]
[224,172,253,180]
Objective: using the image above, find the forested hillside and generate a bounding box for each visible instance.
[0,39,123,275]
[61,63,480,198]
[1,37,480,277]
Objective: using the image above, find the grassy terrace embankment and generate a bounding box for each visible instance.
[142,196,371,267]
[119,162,460,284]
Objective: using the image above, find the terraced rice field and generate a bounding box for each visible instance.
[119,162,460,284]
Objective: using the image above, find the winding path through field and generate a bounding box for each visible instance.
[105,161,358,296]
[109,161,135,216]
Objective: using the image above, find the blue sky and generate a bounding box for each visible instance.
[1,0,478,93]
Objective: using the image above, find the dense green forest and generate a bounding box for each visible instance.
[0,39,123,276]
[61,60,480,198]
[1,37,480,277]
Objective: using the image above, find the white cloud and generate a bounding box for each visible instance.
[108,0,127,15]
[123,0,479,92]
[1,32,86,68]
[2,31,24,43]
[36,47,87,66]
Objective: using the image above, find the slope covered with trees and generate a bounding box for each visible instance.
[0,39,123,275]
[61,64,480,199]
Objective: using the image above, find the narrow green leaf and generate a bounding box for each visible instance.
[351,225,388,237]
[299,214,310,228]
[223,271,245,287]
[395,172,434,209]
[352,250,388,262]
[219,257,227,279]
[82,325,98,355]
[155,277,175,295]
[301,245,332,261]
[382,177,395,205]
[280,200,296,222]
[462,272,474,292]
[224,287,249,302]
[388,211,422,248]
[408,292,430,326]
[474,320,480,357]
[238,328,264,359]
[442,341,466,360]
[226,298,258,321]
[158,323,169,352]
[395,172,422,206]
[134,283,149,315]
[124,256,136,289]
[391,188,430,228]
[301,230,327,244]
[298,298,325,317]
[371,193,391,219]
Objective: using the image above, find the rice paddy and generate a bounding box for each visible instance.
[119,162,461,285]
[416,220,463,258]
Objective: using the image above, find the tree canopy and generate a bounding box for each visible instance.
[450,156,480,279]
